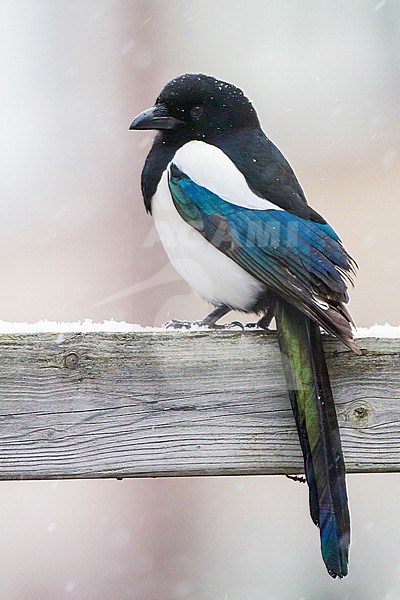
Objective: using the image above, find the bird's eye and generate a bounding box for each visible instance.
[190,105,203,120]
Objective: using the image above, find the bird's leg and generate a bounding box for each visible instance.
[245,304,276,332]
[200,305,249,330]
[199,305,232,326]
[165,303,277,332]
[163,305,232,330]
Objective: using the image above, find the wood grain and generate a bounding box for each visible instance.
[0,331,398,479]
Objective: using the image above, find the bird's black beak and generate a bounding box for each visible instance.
[129,105,184,131]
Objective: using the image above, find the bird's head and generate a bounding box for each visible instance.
[129,73,260,142]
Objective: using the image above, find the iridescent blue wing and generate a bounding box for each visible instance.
[168,163,357,348]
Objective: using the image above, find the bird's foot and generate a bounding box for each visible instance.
[244,317,275,333]
[218,321,245,330]
[244,306,276,332]
[244,322,276,334]
[163,318,245,330]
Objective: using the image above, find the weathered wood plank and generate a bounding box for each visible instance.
[0,331,398,479]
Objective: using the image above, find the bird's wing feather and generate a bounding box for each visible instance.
[168,160,358,352]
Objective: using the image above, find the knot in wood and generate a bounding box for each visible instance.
[347,402,372,427]
[64,352,79,369]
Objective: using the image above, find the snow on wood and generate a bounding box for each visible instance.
[0,320,399,337]
[0,319,162,333]
[354,324,400,338]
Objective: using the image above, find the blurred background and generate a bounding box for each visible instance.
[0,0,399,598]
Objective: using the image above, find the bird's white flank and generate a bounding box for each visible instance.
[151,170,266,309]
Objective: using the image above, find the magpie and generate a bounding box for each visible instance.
[129,73,360,578]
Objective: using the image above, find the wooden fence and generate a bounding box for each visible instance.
[0,331,398,479]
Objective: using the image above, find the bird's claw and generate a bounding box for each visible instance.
[224,321,245,330]
[244,322,276,334]
[245,321,262,329]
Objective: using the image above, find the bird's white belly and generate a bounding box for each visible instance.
[151,171,266,310]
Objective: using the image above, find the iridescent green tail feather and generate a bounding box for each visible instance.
[275,298,350,578]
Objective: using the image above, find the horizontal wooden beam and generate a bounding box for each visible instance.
[0,331,398,480]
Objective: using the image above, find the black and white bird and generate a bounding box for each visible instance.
[130,73,360,578]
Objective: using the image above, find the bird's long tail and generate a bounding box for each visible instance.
[275,298,350,578]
